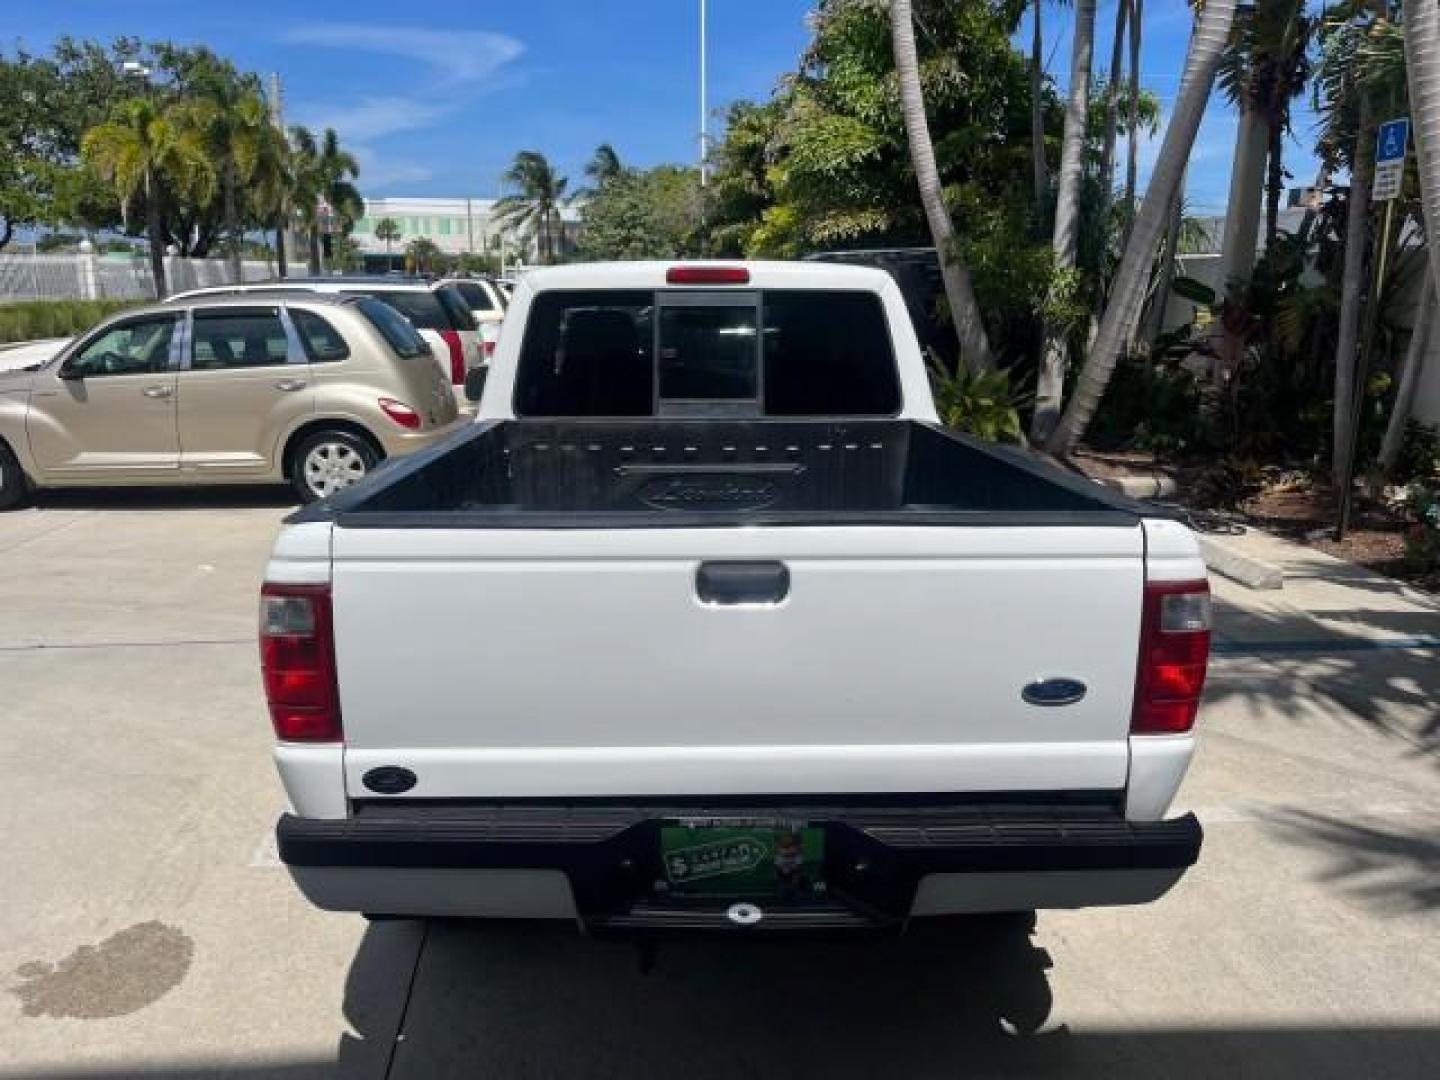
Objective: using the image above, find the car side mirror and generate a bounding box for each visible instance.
[464,366,488,403]
[57,364,83,381]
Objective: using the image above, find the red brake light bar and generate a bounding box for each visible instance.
[666,265,750,285]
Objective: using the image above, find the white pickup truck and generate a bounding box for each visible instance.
[263,261,1209,934]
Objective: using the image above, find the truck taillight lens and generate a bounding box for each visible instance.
[440,329,466,383]
[260,583,341,742]
[666,265,750,285]
[1132,580,1211,735]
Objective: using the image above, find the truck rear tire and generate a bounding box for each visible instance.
[0,441,28,510]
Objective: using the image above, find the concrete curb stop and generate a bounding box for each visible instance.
[1198,535,1286,590]
[1096,475,1178,500]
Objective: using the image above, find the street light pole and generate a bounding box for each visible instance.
[699,0,708,186]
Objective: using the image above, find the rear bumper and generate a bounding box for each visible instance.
[278,802,1201,930]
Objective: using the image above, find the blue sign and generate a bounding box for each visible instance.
[1376,119,1410,164]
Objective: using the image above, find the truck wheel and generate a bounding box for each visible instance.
[291,430,378,503]
[0,441,28,510]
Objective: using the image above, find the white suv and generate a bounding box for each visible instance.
[169,278,484,401]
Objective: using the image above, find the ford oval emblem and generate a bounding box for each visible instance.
[363,766,417,794]
[1021,678,1088,707]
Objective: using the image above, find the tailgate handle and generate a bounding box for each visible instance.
[696,561,790,605]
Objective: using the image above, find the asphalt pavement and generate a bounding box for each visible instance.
[0,490,1436,1078]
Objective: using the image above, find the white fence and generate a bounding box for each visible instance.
[0,252,298,302]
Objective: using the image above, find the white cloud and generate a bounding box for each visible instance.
[351,146,433,189]
[291,96,448,143]
[281,23,523,85]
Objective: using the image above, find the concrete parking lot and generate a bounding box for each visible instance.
[1,489,1437,1078]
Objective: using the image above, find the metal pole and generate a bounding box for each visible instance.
[1336,196,1398,540]
[699,0,708,186]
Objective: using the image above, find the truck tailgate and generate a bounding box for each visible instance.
[332,524,1144,799]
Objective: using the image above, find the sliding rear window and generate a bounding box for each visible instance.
[514,289,899,417]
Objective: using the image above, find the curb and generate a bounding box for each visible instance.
[1096,475,1178,500]
[1198,535,1285,590]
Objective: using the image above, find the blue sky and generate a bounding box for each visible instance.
[10,1,1318,215]
[9,0,813,197]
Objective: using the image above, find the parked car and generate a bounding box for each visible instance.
[436,276,507,364]
[264,261,1209,933]
[169,278,484,401]
[0,292,461,507]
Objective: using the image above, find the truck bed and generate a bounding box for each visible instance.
[299,419,1148,528]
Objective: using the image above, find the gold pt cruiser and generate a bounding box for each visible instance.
[0,292,462,507]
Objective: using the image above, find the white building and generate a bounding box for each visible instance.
[350,197,582,266]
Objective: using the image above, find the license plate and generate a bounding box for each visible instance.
[659,823,824,897]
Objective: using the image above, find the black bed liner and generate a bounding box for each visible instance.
[291,419,1162,529]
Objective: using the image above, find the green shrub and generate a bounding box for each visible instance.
[1399,480,1440,568]
[928,358,1031,443]
[1395,421,1440,484]
[0,299,141,344]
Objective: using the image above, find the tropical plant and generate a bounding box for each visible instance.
[1033,0,1096,440]
[374,217,402,259]
[404,236,442,275]
[495,150,569,264]
[1029,0,1048,219]
[81,96,215,298]
[890,0,995,374]
[928,357,1031,442]
[1405,0,1440,305]
[579,164,701,260]
[1047,0,1239,454]
[1378,266,1435,475]
[584,143,625,190]
[289,125,361,273]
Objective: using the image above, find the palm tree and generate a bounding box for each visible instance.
[1033,0,1097,440]
[375,218,402,263]
[1406,0,1440,306]
[1216,0,1315,301]
[405,237,442,275]
[82,96,215,299]
[1047,0,1239,454]
[889,0,994,374]
[1378,264,1435,474]
[1030,0,1048,220]
[1124,0,1144,233]
[245,112,293,278]
[1096,0,1131,230]
[585,143,624,189]
[289,126,361,273]
[494,151,569,264]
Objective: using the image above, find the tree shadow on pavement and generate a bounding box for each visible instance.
[17,913,1440,1078]
[1262,807,1440,914]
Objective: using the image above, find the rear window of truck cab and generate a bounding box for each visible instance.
[513,289,901,418]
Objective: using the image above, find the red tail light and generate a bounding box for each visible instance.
[666,265,750,285]
[260,583,341,742]
[483,339,496,358]
[439,329,465,383]
[1132,579,1212,735]
[378,396,421,429]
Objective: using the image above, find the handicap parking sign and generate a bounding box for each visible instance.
[1376,119,1409,164]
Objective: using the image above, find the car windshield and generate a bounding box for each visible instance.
[342,289,448,331]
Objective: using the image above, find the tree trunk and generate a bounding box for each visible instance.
[1405,0,1440,314]
[223,163,242,284]
[1377,265,1435,475]
[274,209,288,278]
[1332,97,1377,489]
[890,0,995,374]
[1096,0,1130,247]
[1264,119,1285,251]
[1218,106,1268,301]
[1046,0,1236,455]
[1124,0,1143,240]
[308,227,322,274]
[1142,170,1186,350]
[1032,0,1097,441]
[1031,0,1047,226]
[144,169,167,300]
